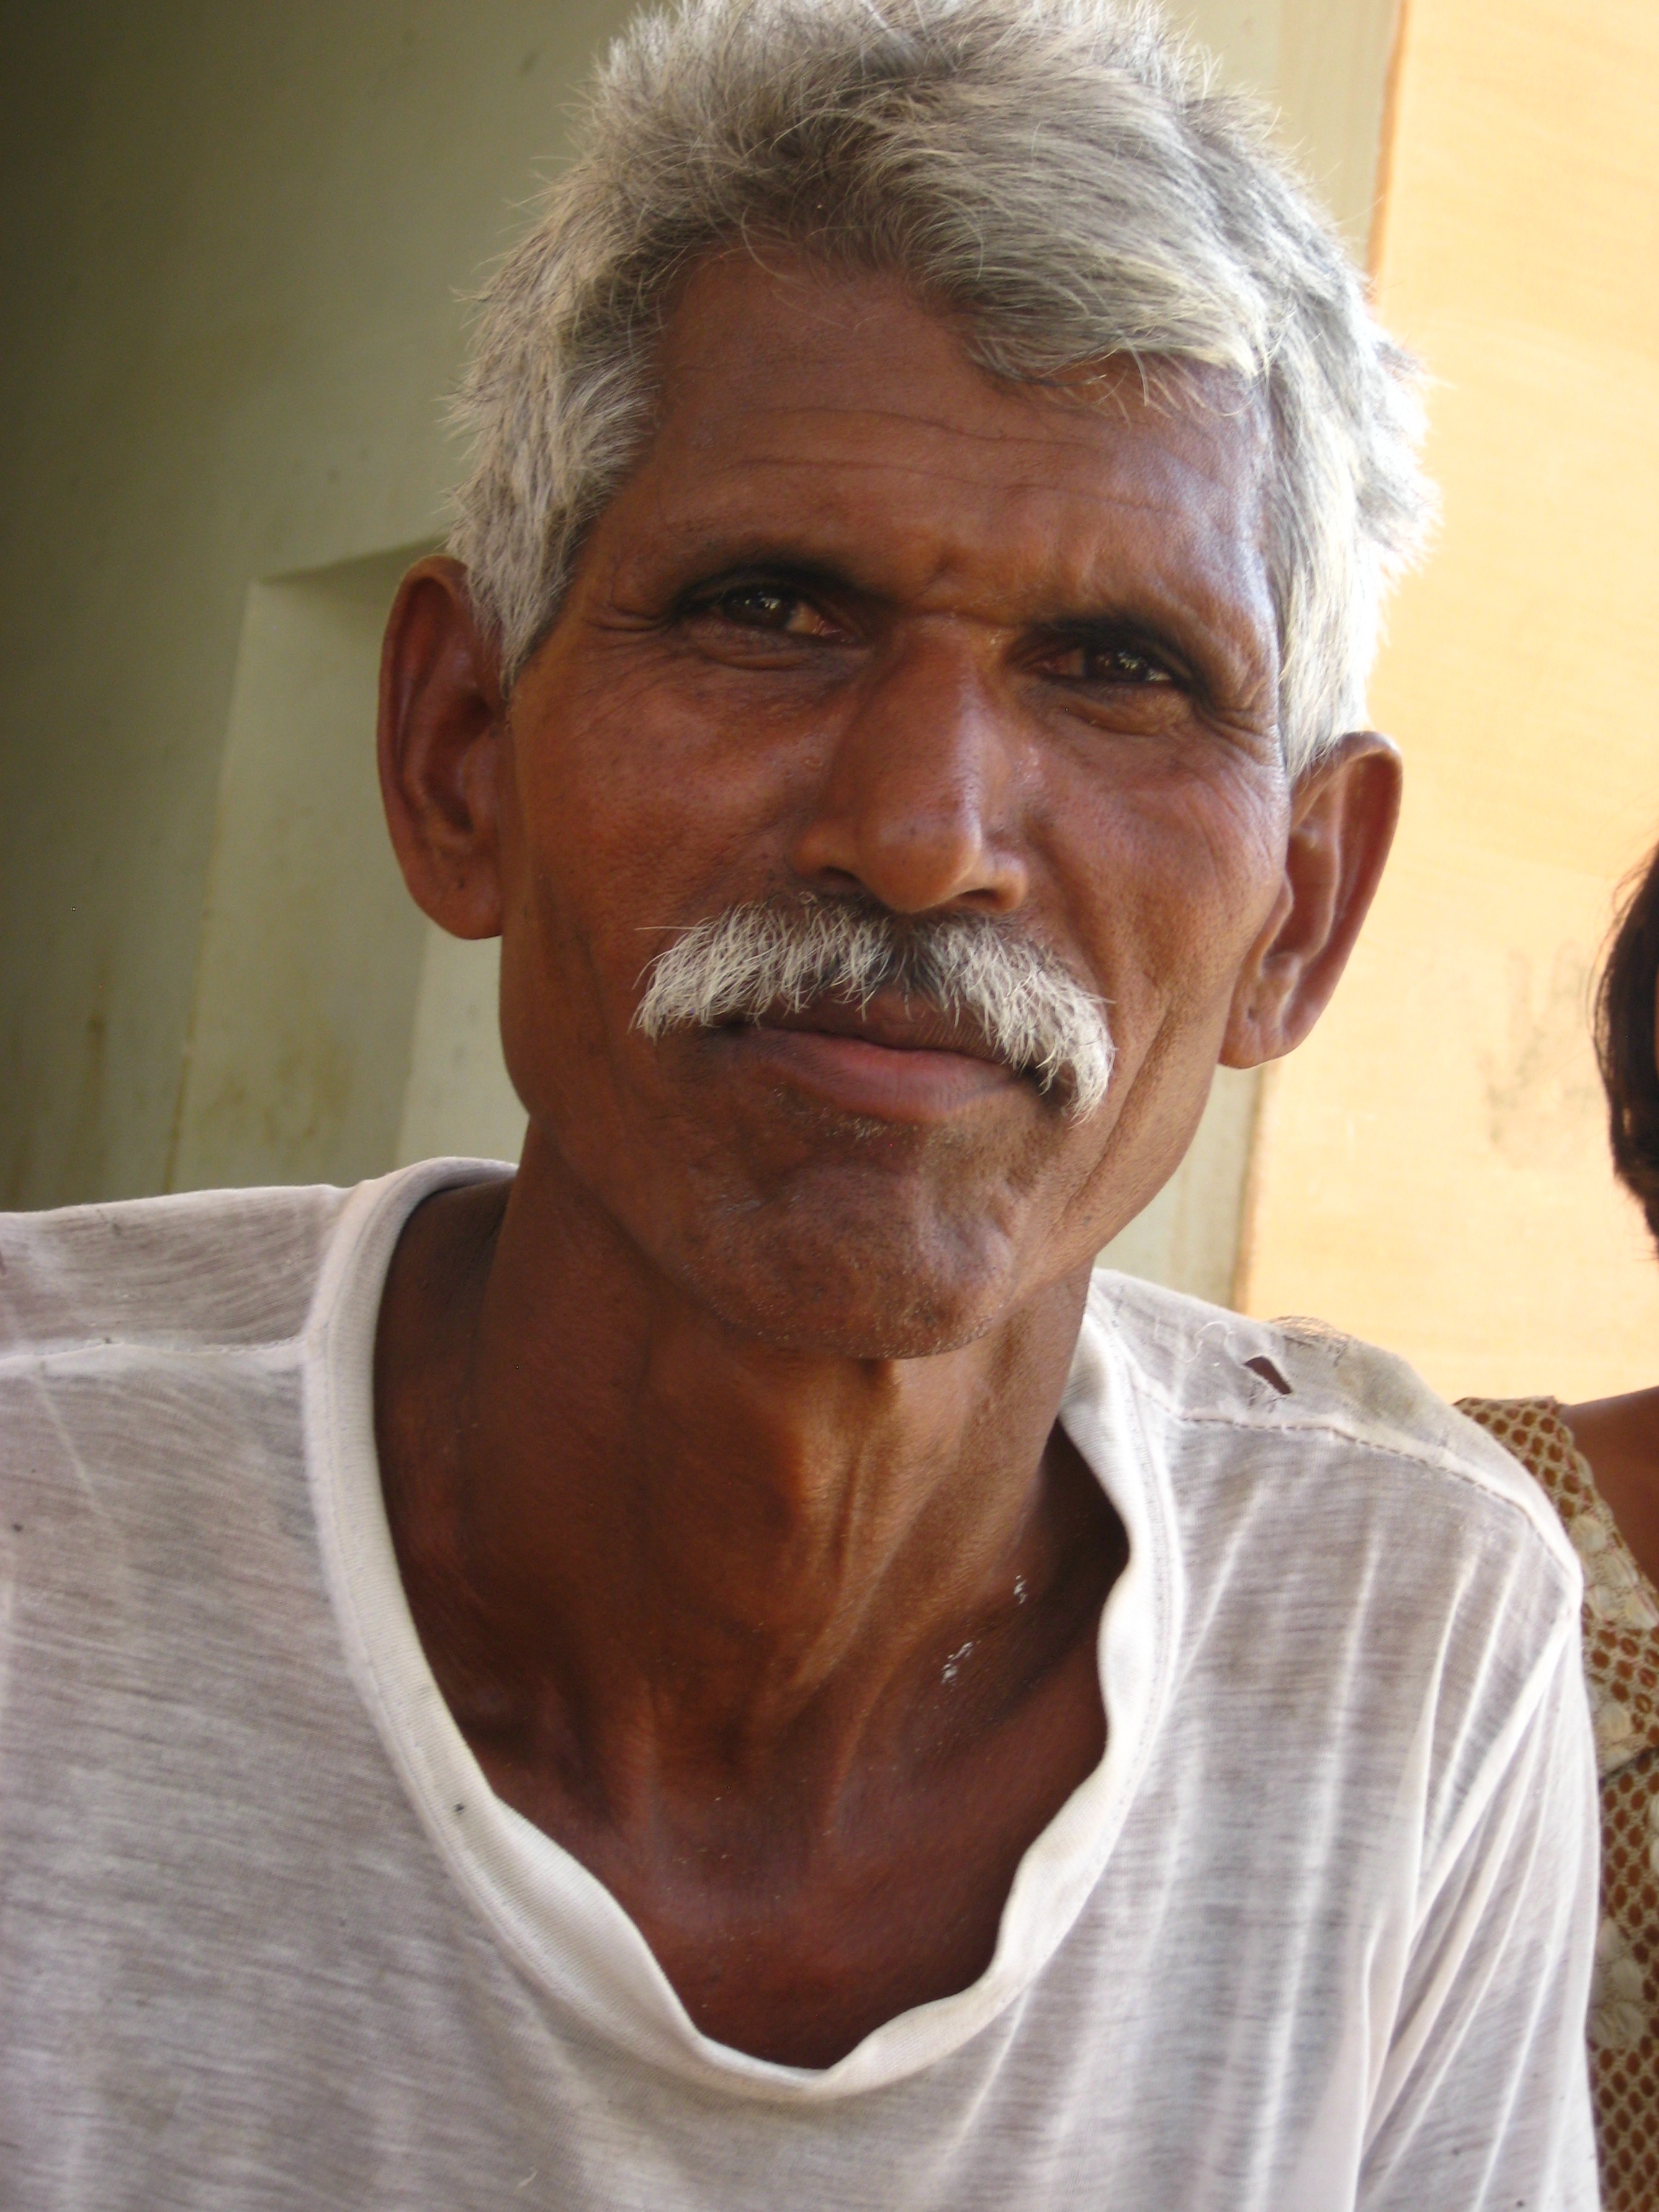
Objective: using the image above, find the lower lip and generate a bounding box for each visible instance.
[721,1025,1020,1123]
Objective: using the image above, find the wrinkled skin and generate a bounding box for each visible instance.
[373,251,1401,2067]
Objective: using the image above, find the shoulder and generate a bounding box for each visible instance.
[0,1161,517,1370]
[0,1182,359,1362]
[1084,1271,1582,1612]
[1082,1277,1593,1886]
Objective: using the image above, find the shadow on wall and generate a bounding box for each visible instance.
[167,545,526,1192]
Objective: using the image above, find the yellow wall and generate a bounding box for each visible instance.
[1236,0,1659,1398]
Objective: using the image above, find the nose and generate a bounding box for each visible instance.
[788,631,1029,916]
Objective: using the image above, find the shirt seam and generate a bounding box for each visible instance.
[1126,1398,1582,1603]
[0,1337,306,1372]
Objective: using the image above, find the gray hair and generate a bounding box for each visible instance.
[449,0,1434,775]
[634,893,1116,1114]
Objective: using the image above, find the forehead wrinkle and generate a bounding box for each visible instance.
[659,408,1264,546]
[680,439,1246,511]
[678,447,1231,521]
[675,392,1260,487]
[676,392,1165,460]
[657,252,1277,498]
[661,386,1269,559]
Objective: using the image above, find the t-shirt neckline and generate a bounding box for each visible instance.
[302,1159,1181,2103]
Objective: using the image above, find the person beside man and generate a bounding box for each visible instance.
[1460,837,1659,2208]
[0,1,1599,2203]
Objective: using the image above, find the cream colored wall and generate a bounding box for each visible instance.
[0,0,637,1208]
[1234,0,1659,1397]
[1180,0,1399,248]
[171,549,433,1191]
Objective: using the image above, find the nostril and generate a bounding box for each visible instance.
[805,866,868,896]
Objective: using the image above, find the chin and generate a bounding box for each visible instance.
[669,1197,1033,1361]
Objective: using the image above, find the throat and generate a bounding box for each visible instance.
[372,1165,1124,2065]
[455,1480,1120,2069]
[410,1433,1123,2069]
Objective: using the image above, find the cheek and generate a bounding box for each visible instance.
[503,652,818,1028]
[1048,750,1287,1036]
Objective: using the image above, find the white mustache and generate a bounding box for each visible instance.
[633,896,1114,1118]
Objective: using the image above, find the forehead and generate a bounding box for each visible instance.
[602,250,1276,647]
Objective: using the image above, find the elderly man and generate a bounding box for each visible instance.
[0,1,1597,2205]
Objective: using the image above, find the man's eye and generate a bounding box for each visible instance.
[698,585,831,636]
[1053,641,1174,686]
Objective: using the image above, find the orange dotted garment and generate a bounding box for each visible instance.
[1459,1397,1659,2211]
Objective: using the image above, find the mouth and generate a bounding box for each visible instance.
[711,993,1025,1124]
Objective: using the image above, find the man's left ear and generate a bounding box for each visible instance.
[1220,730,1402,1068]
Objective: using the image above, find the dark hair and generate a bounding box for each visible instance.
[1596,839,1659,1246]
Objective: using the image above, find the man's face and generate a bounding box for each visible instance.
[493,252,1289,1356]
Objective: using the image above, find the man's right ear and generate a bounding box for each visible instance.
[377,555,507,940]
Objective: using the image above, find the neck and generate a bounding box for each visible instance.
[1560,1386,1659,1591]
[375,1139,1109,1829]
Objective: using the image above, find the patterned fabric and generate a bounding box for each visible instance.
[1459,1395,1659,2212]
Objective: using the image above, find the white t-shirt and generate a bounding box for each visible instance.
[0,1161,1599,2209]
